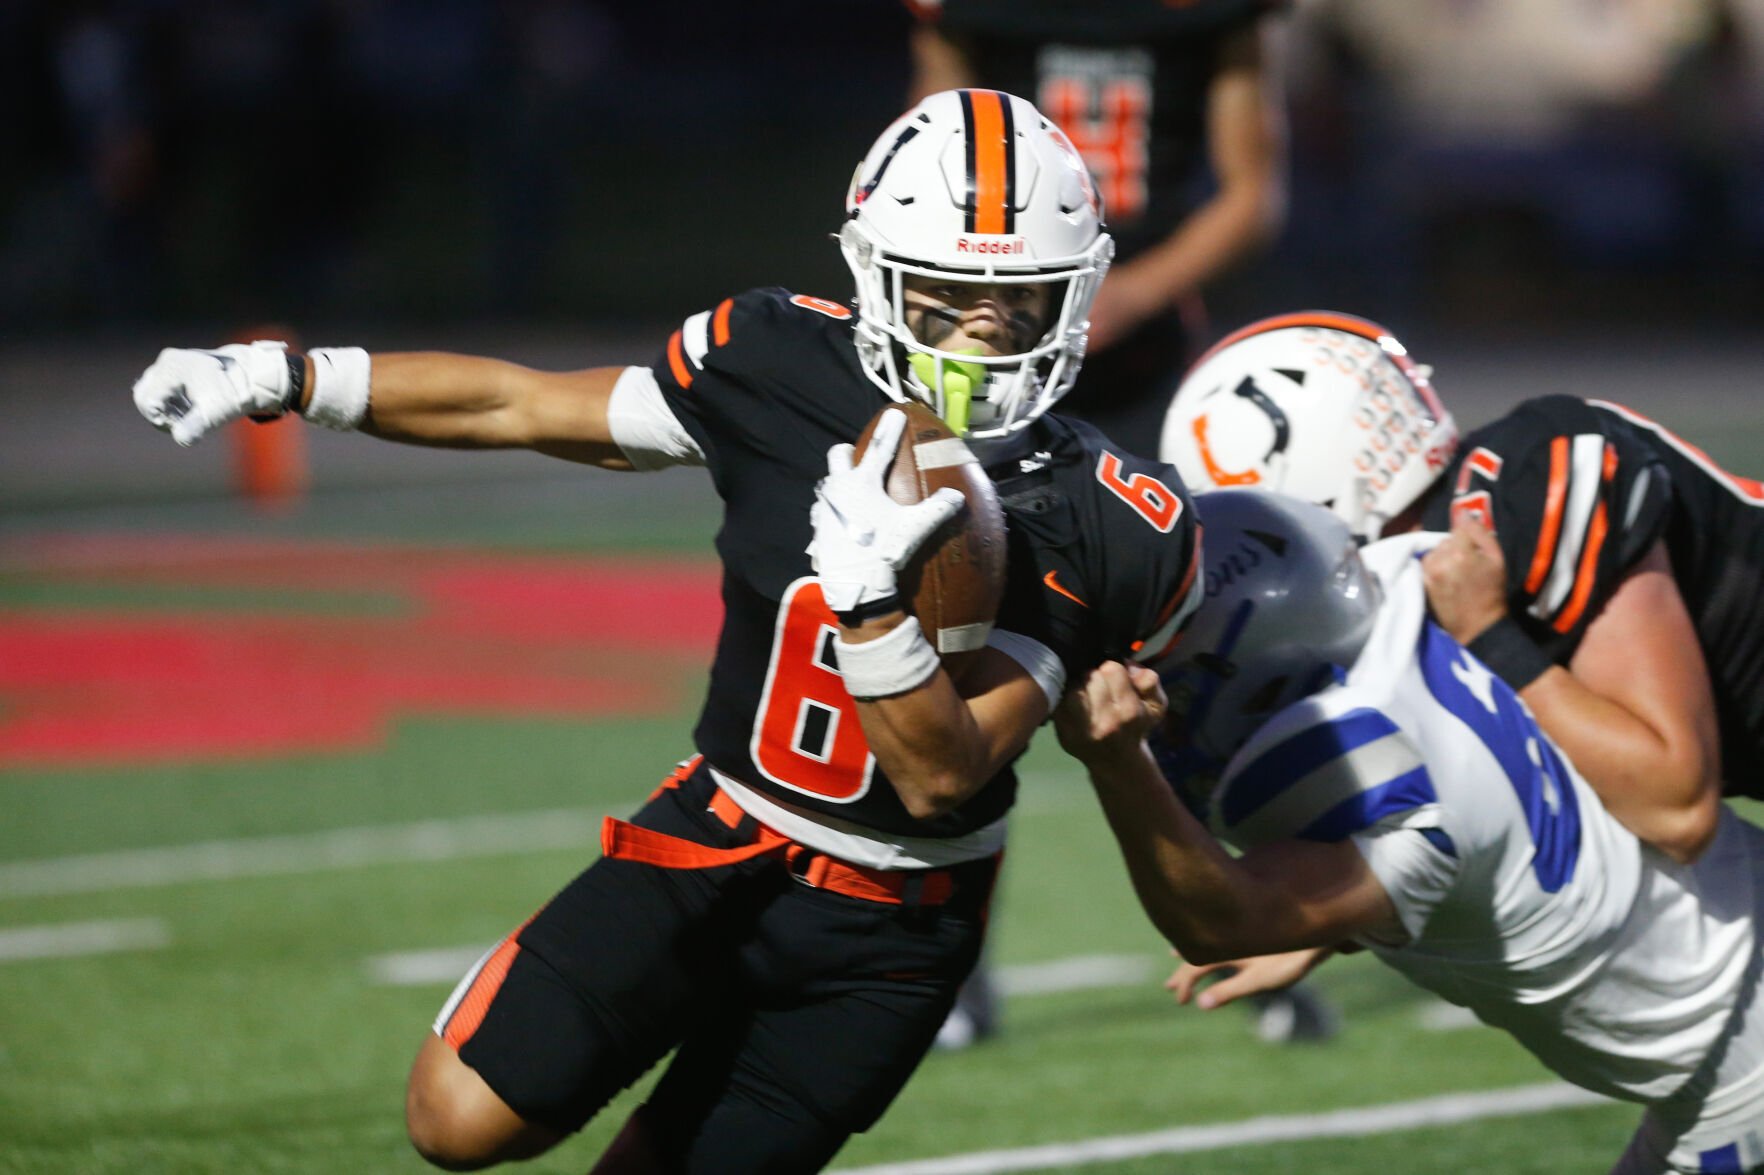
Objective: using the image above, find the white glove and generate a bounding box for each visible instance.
[132,341,295,447]
[809,407,966,616]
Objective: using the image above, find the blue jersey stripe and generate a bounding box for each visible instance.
[1224,709,1403,827]
[1297,765,1438,842]
[1698,1143,1742,1174]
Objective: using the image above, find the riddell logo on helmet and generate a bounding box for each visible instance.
[954,236,1027,255]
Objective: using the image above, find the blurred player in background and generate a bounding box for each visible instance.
[905,0,1303,1047]
[906,0,1289,459]
[1159,311,1760,1006]
[131,89,1202,1174]
[1061,490,1764,1174]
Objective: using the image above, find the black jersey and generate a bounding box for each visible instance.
[916,0,1278,261]
[650,287,1201,838]
[1423,395,1764,797]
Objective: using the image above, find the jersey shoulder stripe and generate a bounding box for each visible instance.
[1300,764,1437,842]
[1220,702,1432,846]
[660,287,855,389]
[1437,396,1668,647]
[1530,432,1615,633]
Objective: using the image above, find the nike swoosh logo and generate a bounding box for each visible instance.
[204,352,237,371]
[1043,569,1087,608]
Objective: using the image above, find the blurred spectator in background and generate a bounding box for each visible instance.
[1279,0,1764,327]
[0,2,165,322]
[904,0,1289,459]
[1,1,1760,344]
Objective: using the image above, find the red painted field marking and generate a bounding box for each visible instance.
[0,536,723,769]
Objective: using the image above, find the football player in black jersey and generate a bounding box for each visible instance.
[904,0,1289,459]
[1158,311,1752,1007]
[903,0,1301,1047]
[132,89,1202,1174]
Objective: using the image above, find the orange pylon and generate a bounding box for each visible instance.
[229,323,309,510]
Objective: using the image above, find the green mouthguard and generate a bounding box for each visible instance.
[908,350,987,434]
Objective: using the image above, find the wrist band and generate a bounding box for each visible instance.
[283,351,306,413]
[305,346,371,430]
[833,593,902,627]
[835,615,941,701]
[1465,616,1554,692]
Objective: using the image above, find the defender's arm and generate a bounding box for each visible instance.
[1058,662,1401,962]
[1425,523,1721,863]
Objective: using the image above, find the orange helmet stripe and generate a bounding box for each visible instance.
[1191,311,1396,372]
[961,89,1013,235]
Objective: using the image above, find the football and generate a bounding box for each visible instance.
[853,402,1008,656]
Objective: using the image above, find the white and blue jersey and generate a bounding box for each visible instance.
[1212,534,1764,1173]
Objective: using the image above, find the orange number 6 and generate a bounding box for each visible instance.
[1096,452,1183,533]
[750,578,875,802]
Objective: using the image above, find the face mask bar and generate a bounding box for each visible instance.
[844,236,1110,439]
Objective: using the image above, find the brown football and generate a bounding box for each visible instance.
[852,402,1008,658]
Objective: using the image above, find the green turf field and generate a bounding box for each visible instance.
[0,491,1690,1174]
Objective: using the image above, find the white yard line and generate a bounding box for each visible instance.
[0,917,169,962]
[368,944,1164,991]
[0,769,1090,903]
[1418,999,1484,1032]
[0,809,605,899]
[367,945,492,987]
[834,1083,1608,1175]
[994,953,1157,996]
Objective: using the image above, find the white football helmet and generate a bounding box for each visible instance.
[1159,312,1459,541]
[841,88,1114,440]
[1152,489,1382,796]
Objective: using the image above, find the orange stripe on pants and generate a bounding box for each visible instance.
[442,934,523,1050]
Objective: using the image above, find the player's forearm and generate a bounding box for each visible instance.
[858,681,993,820]
[1127,180,1283,307]
[1086,747,1292,962]
[907,25,974,102]
[347,352,521,445]
[1520,670,1721,862]
[1130,20,1286,304]
[844,617,1038,821]
[354,353,629,465]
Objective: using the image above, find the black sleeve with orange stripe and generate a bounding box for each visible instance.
[646,286,868,490]
[1430,395,1672,657]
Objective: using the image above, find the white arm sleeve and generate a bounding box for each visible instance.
[1350,821,1460,946]
[606,366,705,470]
[984,629,1066,716]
